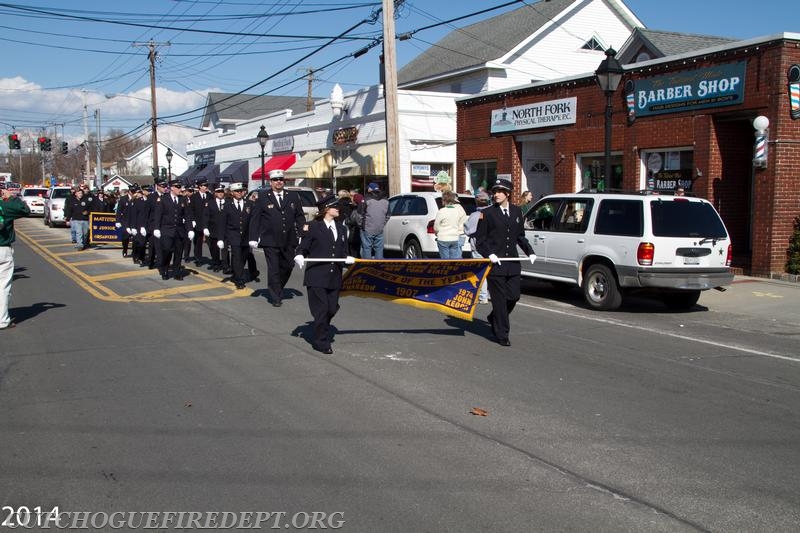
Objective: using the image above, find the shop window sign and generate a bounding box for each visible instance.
[644,149,694,192]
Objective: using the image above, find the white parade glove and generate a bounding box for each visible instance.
[248,240,258,249]
[131,228,138,236]
[187,230,195,240]
[126,227,133,235]
[488,253,501,265]
[217,240,224,249]
[203,228,210,237]
[153,229,161,239]
[529,254,537,264]
[140,227,146,236]
[192,220,196,228]
[294,255,305,269]
[115,222,122,228]
[345,256,356,265]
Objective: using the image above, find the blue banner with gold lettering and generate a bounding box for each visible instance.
[89,212,122,244]
[341,259,492,320]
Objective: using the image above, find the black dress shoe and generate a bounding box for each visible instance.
[315,346,333,354]
[498,339,511,347]
[174,274,184,281]
[271,300,282,307]
[223,269,232,275]
[161,274,169,280]
[235,282,246,289]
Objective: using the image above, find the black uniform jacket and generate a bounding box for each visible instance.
[248,189,305,248]
[153,194,193,238]
[223,198,254,247]
[205,196,228,241]
[190,191,211,232]
[115,194,132,226]
[295,219,348,289]
[475,203,534,276]
[128,197,151,231]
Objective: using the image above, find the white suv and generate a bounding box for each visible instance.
[520,191,733,310]
[384,192,477,258]
[44,186,73,227]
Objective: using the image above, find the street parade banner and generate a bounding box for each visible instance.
[89,212,122,244]
[340,259,492,320]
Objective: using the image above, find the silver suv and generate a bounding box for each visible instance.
[384,192,477,258]
[520,191,733,310]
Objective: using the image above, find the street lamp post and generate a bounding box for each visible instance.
[257,125,269,188]
[166,148,173,180]
[595,48,624,190]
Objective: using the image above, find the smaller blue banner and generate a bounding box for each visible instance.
[341,259,492,321]
[89,212,121,244]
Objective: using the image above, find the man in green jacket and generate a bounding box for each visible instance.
[0,188,30,329]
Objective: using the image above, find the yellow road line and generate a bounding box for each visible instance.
[89,270,156,282]
[71,259,119,266]
[130,282,230,299]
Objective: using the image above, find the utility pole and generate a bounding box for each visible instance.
[83,89,90,186]
[301,67,316,112]
[133,40,170,180]
[95,110,102,189]
[382,0,401,196]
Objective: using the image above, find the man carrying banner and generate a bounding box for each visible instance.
[475,177,536,347]
[294,195,355,354]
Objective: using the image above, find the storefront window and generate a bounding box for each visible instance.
[468,160,497,193]
[578,155,623,191]
[411,163,453,192]
[642,149,694,193]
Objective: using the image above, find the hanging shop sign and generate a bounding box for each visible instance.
[490,97,577,134]
[194,151,216,167]
[333,126,359,145]
[271,136,294,153]
[631,61,746,118]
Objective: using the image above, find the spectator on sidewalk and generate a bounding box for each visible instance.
[359,182,389,259]
[0,187,30,329]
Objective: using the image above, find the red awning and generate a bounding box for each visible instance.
[251,153,297,180]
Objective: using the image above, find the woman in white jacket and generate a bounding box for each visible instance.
[433,191,468,259]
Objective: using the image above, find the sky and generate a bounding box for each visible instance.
[0,0,796,151]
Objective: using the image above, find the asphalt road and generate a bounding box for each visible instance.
[2,218,799,532]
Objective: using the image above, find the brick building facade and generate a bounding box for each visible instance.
[455,34,800,277]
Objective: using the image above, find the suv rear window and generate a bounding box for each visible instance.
[23,188,48,197]
[433,196,477,215]
[50,188,71,199]
[651,200,727,238]
[295,191,317,207]
[594,199,643,237]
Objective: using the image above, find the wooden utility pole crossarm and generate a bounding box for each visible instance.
[133,40,170,180]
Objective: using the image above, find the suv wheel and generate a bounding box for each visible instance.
[662,290,701,311]
[403,238,423,259]
[583,264,622,310]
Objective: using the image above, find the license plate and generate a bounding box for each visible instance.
[683,257,700,265]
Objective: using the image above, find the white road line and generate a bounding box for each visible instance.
[517,302,799,363]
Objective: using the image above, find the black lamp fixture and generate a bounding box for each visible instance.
[257,125,269,188]
[595,47,624,190]
[165,147,173,180]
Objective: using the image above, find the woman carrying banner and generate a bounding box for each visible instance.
[294,195,356,354]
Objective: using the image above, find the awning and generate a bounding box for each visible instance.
[177,166,201,183]
[284,151,332,180]
[193,164,220,184]
[334,143,386,177]
[250,153,297,180]
[219,161,249,183]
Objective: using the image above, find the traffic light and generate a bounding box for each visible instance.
[60,141,68,154]
[8,133,21,149]
[44,137,52,151]
[37,136,47,151]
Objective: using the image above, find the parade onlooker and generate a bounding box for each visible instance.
[293,195,355,354]
[475,177,536,347]
[520,190,534,215]
[64,188,91,250]
[464,191,491,303]
[0,187,30,330]
[434,191,468,259]
[359,182,389,259]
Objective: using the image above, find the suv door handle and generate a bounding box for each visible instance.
[534,235,545,240]
[577,238,585,243]
[401,220,409,225]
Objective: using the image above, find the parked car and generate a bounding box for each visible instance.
[21,187,49,216]
[383,192,477,258]
[519,190,734,311]
[246,186,321,222]
[44,186,73,227]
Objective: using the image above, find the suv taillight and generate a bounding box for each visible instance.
[426,220,436,234]
[637,242,655,266]
[726,243,732,267]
